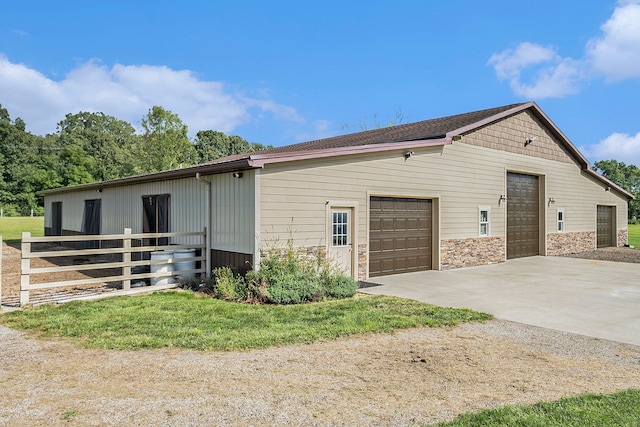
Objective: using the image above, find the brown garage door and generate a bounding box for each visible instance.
[507,172,539,259]
[597,205,615,248]
[369,197,432,277]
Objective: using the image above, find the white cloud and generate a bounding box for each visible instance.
[489,1,640,97]
[487,43,582,99]
[0,55,303,136]
[586,1,640,81]
[581,132,640,165]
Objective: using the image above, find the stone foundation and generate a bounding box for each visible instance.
[618,229,628,247]
[546,231,595,255]
[440,237,505,270]
[357,244,367,280]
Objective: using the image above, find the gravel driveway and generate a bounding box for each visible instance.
[1,319,640,426]
[2,246,640,426]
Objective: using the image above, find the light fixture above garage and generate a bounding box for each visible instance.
[524,136,536,146]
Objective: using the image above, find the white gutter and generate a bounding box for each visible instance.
[195,172,212,278]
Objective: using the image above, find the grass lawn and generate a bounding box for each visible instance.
[429,389,640,426]
[0,216,44,242]
[0,292,491,351]
[629,223,640,248]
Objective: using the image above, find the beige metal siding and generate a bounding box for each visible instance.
[259,140,627,264]
[44,172,257,254]
[44,177,208,245]
[44,190,93,232]
[210,170,256,254]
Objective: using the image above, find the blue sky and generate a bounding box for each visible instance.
[1,0,639,166]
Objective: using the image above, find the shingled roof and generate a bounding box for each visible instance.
[39,102,634,200]
[202,102,526,165]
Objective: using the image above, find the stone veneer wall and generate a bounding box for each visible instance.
[357,244,367,281]
[440,236,505,270]
[546,231,595,255]
[618,229,628,247]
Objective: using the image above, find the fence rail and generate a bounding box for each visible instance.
[17,228,207,306]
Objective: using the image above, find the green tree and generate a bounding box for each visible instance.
[137,106,196,173]
[56,112,137,181]
[594,159,640,222]
[194,130,272,163]
[0,105,55,215]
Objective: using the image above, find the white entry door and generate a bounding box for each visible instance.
[330,209,353,276]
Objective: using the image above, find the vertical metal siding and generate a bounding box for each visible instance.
[210,170,255,254]
[44,177,208,246]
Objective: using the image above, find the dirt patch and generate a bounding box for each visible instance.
[1,243,129,306]
[2,244,640,425]
[1,320,639,426]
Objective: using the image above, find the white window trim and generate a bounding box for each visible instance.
[557,208,565,233]
[479,206,490,237]
[332,210,349,247]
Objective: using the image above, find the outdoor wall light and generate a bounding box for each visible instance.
[233,172,243,178]
[524,136,536,146]
[498,195,508,206]
[548,197,556,206]
[404,151,414,159]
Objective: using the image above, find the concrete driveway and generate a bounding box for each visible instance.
[360,256,640,346]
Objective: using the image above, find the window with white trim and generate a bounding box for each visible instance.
[479,207,490,237]
[332,211,349,246]
[557,208,565,232]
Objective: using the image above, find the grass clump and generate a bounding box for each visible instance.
[0,292,492,351]
[430,389,640,427]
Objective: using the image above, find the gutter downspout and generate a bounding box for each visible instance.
[196,172,212,278]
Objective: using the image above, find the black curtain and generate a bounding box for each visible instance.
[51,202,62,236]
[142,195,170,247]
[81,199,101,248]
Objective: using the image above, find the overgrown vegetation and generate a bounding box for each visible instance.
[179,240,358,304]
[0,216,44,242]
[430,389,640,427]
[0,292,492,351]
[629,223,640,248]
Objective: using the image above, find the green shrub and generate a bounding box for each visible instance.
[324,275,357,299]
[212,267,247,302]
[244,269,270,304]
[267,272,324,304]
[185,238,358,305]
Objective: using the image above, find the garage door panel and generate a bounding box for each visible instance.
[507,173,539,259]
[369,196,432,277]
[406,237,418,250]
[597,205,614,248]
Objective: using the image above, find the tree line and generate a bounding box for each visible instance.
[594,160,640,223]
[0,104,271,216]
